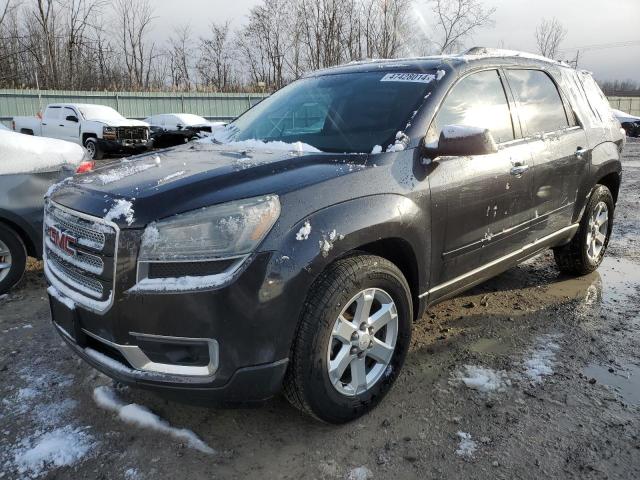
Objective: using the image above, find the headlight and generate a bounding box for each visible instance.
[139,195,280,262]
[103,126,116,140]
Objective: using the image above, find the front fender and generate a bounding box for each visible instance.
[265,193,428,298]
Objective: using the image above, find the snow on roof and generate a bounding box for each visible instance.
[612,108,640,123]
[0,129,85,175]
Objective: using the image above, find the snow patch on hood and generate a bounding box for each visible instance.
[199,137,321,154]
[104,199,135,225]
[0,130,85,175]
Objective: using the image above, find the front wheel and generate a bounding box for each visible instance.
[554,184,614,275]
[84,137,104,160]
[0,224,27,295]
[283,254,412,423]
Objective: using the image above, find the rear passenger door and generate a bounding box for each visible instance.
[41,106,62,138]
[504,69,589,238]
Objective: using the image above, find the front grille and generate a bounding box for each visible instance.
[116,127,148,141]
[44,201,118,311]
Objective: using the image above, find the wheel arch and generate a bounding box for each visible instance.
[350,238,421,320]
[0,215,37,258]
[596,171,621,203]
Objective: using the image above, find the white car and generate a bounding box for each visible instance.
[144,113,226,148]
[0,128,86,294]
[13,104,150,160]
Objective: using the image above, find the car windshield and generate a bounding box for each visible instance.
[78,105,125,121]
[215,72,438,153]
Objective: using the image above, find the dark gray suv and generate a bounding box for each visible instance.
[45,49,623,423]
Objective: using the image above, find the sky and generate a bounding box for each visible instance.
[151,0,640,81]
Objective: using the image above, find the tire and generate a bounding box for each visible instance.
[20,129,34,135]
[553,185,614,275]
[0,224,27,295]
[283,254,413,423]
[84,137,104,160]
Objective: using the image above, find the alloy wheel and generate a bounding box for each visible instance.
[586,201,609,262]
[0,239,12,283]
[326,288,398,396]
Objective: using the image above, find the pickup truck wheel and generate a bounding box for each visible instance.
[84,138,103,160]
[283,254,412,423]
[0,224,27,295]
[553,185,614,275]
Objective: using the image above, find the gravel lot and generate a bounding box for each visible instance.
[1,139,639,480]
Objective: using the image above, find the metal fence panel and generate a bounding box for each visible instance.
[1,89,638,128]
[0,89,268,126]
[608,96,640,117]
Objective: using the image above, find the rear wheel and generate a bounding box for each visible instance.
[84,137,104,160]
[553,185,614,275]
[283,254,412,423]
[0,224,27,295]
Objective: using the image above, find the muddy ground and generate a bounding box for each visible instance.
[1,140,640,480]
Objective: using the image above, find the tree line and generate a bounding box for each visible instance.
[0,0,495,92]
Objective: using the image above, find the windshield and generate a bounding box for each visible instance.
[78,105,125,121]
[216,72,437,153]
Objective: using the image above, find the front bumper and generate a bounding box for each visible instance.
[52,315,288,404]
[47,248,313,403]
[98,138,150,153]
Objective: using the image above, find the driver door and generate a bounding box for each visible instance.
[428,69,535,299]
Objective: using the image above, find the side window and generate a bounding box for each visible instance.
[63,107,76,120]
[44,107,61,120]
[578,72,614,124]
[506,69,569,135]
[433,70,515,144]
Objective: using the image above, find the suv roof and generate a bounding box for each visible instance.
[307,48,569,77]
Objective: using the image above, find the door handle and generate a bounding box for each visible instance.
[42,122,47,125]
[510,164,529,176]
[59,124,64,127]
[576,147,588,159]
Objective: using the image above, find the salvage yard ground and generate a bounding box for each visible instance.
[1,139,640,479]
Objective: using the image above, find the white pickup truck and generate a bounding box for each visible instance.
[13,103,150,160]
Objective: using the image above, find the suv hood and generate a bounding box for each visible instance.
[51,142,369,227]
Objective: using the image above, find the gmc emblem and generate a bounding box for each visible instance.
[48,226,77,256]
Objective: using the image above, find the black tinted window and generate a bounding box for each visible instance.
[434,70,514,144]
[506,69,569,135]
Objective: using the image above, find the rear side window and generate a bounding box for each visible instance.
[434,69,515,144]
[44,107,61,120]
[506,69,569,135]
[578,72,615,124]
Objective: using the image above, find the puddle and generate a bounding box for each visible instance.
[546,257,639,309]
[468,337,512,355]
[583,363,640,406]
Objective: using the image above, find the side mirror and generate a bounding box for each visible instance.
[176,124,183,130]
[66,115,79,123]
[423,125,498,158]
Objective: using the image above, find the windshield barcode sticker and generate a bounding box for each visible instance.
[381,73,436,83]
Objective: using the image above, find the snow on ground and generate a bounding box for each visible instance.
[0,129,84,175]
[1,364,96,478]
[104,199,135,225]
[453,365,510,393]
[296,220,312,241]
[524,334,562,382]
[455,432,477,459]
[93,386,215,454]
[347,466,373,480]
[11,426,95,478]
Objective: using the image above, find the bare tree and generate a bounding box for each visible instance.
[198,21,236,91]
[114,0,157,89]
[535,17,567,59]
[430,0,495,54]
[167,25,193,90]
